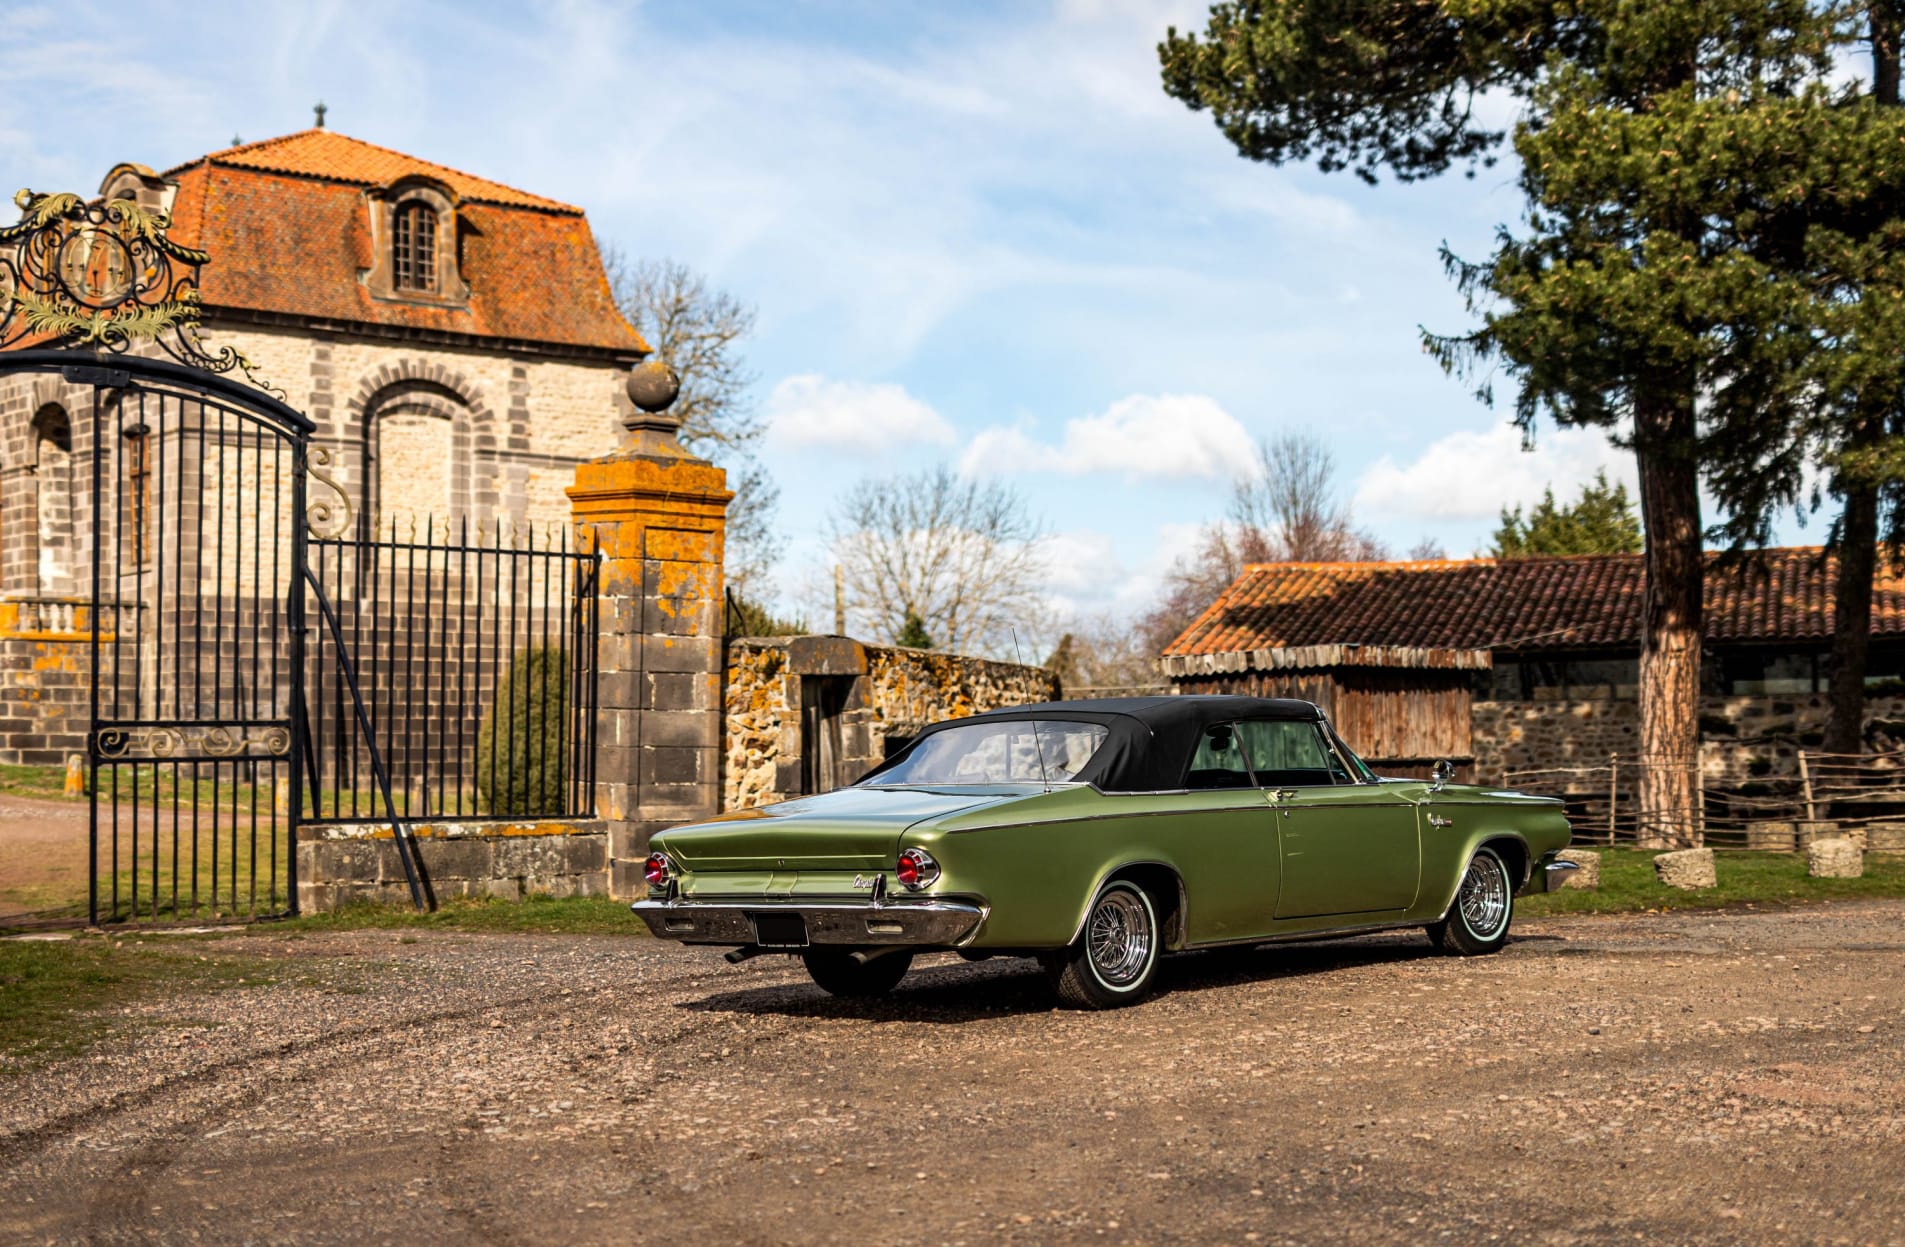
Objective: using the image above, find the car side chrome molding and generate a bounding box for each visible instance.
[1185,918,1423,952]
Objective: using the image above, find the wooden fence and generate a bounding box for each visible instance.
[1501,749,1905,851]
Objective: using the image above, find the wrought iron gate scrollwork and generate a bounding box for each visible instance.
[305,445,353,540]
[94,724,293,761]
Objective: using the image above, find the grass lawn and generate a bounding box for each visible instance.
[1519,848,1905,916]
[0,938,287,1073]
[276,893,642,937]
[0,763,85,803]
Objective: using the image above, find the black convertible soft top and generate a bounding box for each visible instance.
[859,695,1323,793]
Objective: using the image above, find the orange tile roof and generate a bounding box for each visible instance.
[170,129,579,213]
[1165,548,1905,658]
[147,130,645,354]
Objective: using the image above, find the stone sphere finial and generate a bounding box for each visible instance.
[627,359,681,414]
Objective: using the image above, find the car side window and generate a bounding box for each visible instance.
[1317,725,1360,784]
[1184,723,1256,790]
[1234,719,1340,787]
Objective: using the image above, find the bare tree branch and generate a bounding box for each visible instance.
[1231,432,1389,562]
[827,467,1050,656]
[1126,431,1387,660]
[603,248,781,596]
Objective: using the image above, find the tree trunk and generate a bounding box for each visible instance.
[1634,391,1704,849]
[1824,482,1878,756]
[1877,2,1901,106]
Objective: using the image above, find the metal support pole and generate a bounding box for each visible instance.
[303,567,428,910]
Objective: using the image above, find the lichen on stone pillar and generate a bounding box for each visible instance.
[568,358,733,897]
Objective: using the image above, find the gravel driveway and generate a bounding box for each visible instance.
[3,901,1903,1245]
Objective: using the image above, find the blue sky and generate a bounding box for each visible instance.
[6,0,1806,630]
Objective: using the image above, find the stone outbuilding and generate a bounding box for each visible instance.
[1165,548,1905,784]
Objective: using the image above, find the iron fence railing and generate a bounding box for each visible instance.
[304,519,598,824]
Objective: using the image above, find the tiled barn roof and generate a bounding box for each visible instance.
[1164,548,1905,658]
[154,130,646,354]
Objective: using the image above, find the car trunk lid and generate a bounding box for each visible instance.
[660,786,1013,872]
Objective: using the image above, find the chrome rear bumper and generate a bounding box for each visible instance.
[630,897,987,948]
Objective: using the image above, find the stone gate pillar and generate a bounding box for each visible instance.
[568,368,732,897]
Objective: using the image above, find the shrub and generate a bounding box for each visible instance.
[476,646,571,816]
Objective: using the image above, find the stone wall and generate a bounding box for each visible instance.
[1473,694,1905,787]
[297,818,607,912]
[724,636,1061,810]
[0,599,127,766]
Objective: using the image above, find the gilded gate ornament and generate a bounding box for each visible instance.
[0,189,283,398]
[305,445,353,539]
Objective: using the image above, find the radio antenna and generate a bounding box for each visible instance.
[1012,627,1053,791]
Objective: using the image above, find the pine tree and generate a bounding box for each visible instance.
[1162,0,1895,846]
[1492,473,1643,558]
[1820,0,1905,755]
[895,611,935,650]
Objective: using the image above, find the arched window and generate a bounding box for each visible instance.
[359,382,467,538]
[392,201,437,292]
[32,405,76,592]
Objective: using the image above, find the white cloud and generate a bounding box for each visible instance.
[1027,521,1213,627]
[764,374,956,453]
[1352,421,1636,525]
[1033,530,1123,596]
[961,393,1257,481]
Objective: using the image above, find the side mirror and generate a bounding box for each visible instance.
[1430,759,1455,792]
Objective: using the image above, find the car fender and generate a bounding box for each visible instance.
[1064,858,1190,950]
[1423,827,1534,921]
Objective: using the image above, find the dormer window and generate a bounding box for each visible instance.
[368,179,468,307]
[393,201,437,292]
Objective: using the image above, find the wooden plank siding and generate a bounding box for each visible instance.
[1172,667,1475,782]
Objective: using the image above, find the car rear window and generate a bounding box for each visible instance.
[864,720,1110,786]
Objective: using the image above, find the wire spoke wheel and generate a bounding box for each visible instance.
[1050,879,1164,1008]
[1457,852,1510,940]
[1086,887,1152,987]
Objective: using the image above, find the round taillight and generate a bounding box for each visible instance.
[896,847,939,890]
[643,852,674,886]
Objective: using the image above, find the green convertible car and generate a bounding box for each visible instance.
[632,696,1575,1008]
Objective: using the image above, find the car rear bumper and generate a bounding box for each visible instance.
[630,897,987,948]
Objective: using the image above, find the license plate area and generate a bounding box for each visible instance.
[749,912,809,948]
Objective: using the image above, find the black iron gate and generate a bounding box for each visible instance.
[3,189,600,927]
[0,350,328,924]
[86,353,310,923]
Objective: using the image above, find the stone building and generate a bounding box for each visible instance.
[1164,548,1905,789]
[0,126,649,765]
